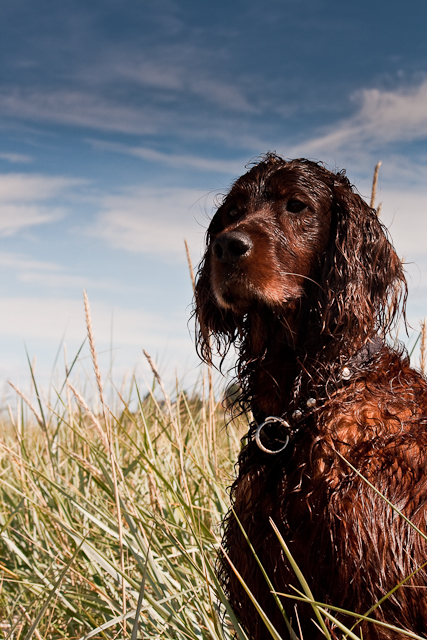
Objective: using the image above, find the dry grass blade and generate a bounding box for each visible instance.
[7,380,54,480]
[184,239,196,296]
[83,290,106,410]
[143,349,175,420]
[143,354,178,436]
[66,381,110,453]
[370,161,382,209]
[82,289,126,624]
[7,382,43,428]
[20,608,43,640]
[143,349,193,511]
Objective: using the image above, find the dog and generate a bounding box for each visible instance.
[194,153,427,639]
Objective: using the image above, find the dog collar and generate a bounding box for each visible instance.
[255,336,383,455]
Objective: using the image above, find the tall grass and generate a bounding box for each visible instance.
[0,300,248,639]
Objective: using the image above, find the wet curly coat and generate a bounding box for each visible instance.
[194,154,427,639]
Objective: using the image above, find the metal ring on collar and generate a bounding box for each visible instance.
[255,416,291,454]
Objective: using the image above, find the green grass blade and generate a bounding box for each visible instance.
[270,518,330,640]
[24,539,84,640]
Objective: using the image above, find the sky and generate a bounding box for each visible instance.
[1,0,427,401]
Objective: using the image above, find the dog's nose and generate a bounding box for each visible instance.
[212,231,253,264]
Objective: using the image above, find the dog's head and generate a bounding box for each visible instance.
[195,153,406,364]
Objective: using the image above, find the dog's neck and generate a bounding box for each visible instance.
[242,301,356,418]
[242,303,306,417]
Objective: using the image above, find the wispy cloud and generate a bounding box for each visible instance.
[0,251,87,290]
[0,251,135,295]
[0,86,265,149]
[379,191,427,256]
[0,252,61,273]
[0,173,86,236]
[0,204,64,236]
[0,89,166,135]
[0,36,259,138]
[0,295,188,347]
[289,80,427,158]
[188,77,257,113]
[87,139,244,173]
[0,173,84,201]
[82,41,259,113]
[93,186,211,261]
[0,152,32,163]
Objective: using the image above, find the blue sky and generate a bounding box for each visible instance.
[1,0,427,396]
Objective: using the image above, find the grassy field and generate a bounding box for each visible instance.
[0,290,426,639]
[0,315,248,639]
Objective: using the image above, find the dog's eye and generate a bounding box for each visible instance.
[228,207,239,218]
[286,199,306,213]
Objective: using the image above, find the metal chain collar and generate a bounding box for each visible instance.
[255,336,383,455]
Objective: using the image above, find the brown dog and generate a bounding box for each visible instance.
[195,153,427,639]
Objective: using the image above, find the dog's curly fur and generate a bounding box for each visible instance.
[194,153,427,639]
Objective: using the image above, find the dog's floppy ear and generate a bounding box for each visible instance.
[194,251,239,365]
[320,175,406,341]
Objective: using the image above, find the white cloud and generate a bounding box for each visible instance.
[0,89,166,136]
[289,80,427,158]
[0,36,258,141]
[0,173,83,201]
[0,173,86,236]
[380,190,427,257]
[0,296,183,345]
[354,82,427,143]
[109,59,185,91]
[85,44,257,113]
[0,204,64,236]
[94,187,210,261]
[0,83,255,141]
[0,297,85,342]
[0,85,268,150]
[0,252,61,273]
[87,139,244,173]
[0,173,211,263]
[377,188,427,320]
[0,152,32,163]
[0,252,131,294]
[189,77,257,113]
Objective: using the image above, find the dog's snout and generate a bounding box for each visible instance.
[212,231,253,264]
